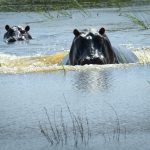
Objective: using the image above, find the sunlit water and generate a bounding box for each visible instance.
[0,5,150,150]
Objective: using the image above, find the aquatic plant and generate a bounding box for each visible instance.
[60,64,67,75]
[0,0,150,12]
[39,94,92,147]
[147,81,150,84]
[39,96,128,148]
[104,101,121,141]
[126,14,149,30]
[39,106,91,147]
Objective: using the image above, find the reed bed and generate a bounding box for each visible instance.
[0,0,150,12]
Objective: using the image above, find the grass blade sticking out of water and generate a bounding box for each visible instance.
[39,121,54,145]
[126,14,149,30]
[39,102,129,148]
[44,0,88,19]
[103,101,121,141]
[37,0,88,19]
[147,81,150,84]
[61,64,66,74]
[60,108,68,145]
[39,94,92,148]
[43,107,59,144]
[72,0,88,16]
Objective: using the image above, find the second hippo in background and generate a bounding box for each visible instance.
[68,27,118,65]
[4,25,32,43]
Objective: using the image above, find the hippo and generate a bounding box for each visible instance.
[4,25,32,43]
[68,27,118,65]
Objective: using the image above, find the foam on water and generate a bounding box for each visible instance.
[133,47,150,63]
[0,51,68,74]
[0,47,149,74]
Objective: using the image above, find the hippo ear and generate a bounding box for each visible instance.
[5,25,10,31]
[99,27,105,35]
[73,29,80,37]
[25,25,30,32]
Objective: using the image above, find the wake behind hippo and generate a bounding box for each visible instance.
[68,27,118,65]
[4,25,32,43]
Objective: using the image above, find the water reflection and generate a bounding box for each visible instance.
[73,69,112,92]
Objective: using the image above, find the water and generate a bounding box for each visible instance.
[0,65,150,150]
[0,5,150,150]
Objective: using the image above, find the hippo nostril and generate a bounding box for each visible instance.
[81,57,104,65]
[81,59,90,65]
[20,30,25,34]
[92,58,104,64]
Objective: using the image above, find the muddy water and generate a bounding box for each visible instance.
[0,5,150,150]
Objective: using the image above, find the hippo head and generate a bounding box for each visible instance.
[4,25,32,43]
[69,27,117,65]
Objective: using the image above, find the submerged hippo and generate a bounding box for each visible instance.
[4,25,32,43]
[68,27,118,65]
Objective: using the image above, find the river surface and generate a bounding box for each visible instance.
[0,5,150,150]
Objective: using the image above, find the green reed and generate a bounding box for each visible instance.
[126,14,149,30]
[0,0,150,12]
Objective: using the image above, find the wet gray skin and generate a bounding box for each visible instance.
[69,28,118,65]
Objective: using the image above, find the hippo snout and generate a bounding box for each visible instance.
[6,37,16,43]
[80,56,105,65]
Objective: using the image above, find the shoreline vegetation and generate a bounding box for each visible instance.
[0,0,150,12]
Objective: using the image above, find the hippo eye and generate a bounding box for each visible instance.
[9,29,15,36]
[94,35,102,43]
[20,30,26,34]
[76,36,87,49]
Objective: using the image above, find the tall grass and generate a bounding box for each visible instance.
[0,0,150,12]
[39,96,128,148]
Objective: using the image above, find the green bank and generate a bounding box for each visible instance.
[0,0,150,11]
